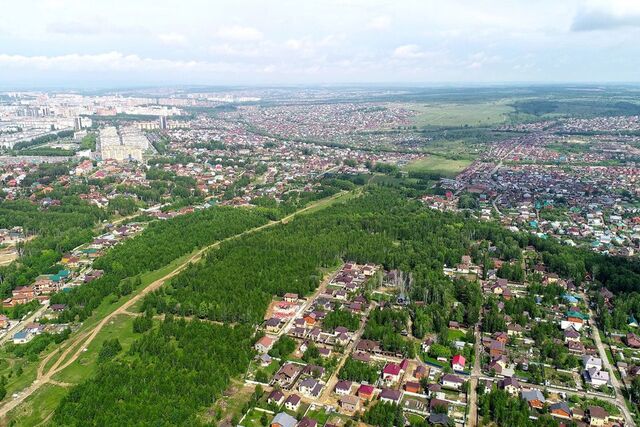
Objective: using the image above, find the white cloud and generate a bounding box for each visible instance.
[368,15,391,31]
[465,51,500,69]
[157,32,187,45]
[0,52,206,72]
[392,44,427,59]
[571,0,640,31]
[215,25,263,41]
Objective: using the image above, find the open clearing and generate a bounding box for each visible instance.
[404,156,472,177]
[409,102,514,127]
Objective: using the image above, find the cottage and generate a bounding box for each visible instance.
[441,374,464,390]
[521,389,545,409]
[265,317,282,332]
[498,377,521,396]
[0,314,8,329]
[564,326,581,343]
[549,402,572,419]
[583,367,610,387]
[267,390,285,406]
[587,406,608,427]
[358,384,375,400]
[298,377,322,397]
[283,293,298,303]
[414,364,428,379]
[255,336,275,354]
[404,381,421,394]
[627,333,640,349]
[379,388,402,404]
[382,362,403,383]
[339,395,359,412]
[452,354,466,371]
[273,363,302,387]
[297,417,318,427]
[284,394,301,411]
[271,412,297,427]
[335,380,352,395]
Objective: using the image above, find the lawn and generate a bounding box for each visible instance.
[52,314,136,384]
[447,329,467,341]
[305,406,334,425]
[404,156,472,178]
[409,102,514,127]
[3,383,68,427]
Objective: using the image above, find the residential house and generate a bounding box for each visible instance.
[441,374,464,390]
[335,380,352,395]
[358,384,375,400]
[267,390,285,406]
[587,406,608,427]
[549,402,572,419]
[284,394,301,412]
[339,395,359,412]
[452,354,466,371]
[271,412,297,427]
[379,388,402,404]
[521,389,545,409]
[255,336,275,354]
[499,377,521,396]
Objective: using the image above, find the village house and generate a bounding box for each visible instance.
[379,388,402,404]
[267,390,285,406]
[521,389,545,409]
[334,380,352,395]
[587,406,608,427]
[498,377,521,396]
[271,412,297,427]
[255,335,275,354]
[358,384,375,400]
[339,395,359,412]
[284,394,301,412]
[452,354,466,371]
[549,402,572,419]
[441,374,464,390]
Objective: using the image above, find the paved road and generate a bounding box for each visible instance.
[0,303,48,346]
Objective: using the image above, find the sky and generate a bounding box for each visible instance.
[1,0,640,88]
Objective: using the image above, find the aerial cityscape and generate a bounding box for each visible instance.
[0,1,640,427]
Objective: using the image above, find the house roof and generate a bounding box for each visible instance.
[452,354,466,366]
[383,363,402,376]
[549,402,571,415]
[441,374,464,384]
[588,406,608,419]
[521,389,545,403]
[285,394,300,405]
[379,388,402,401]
[271,412,297,427]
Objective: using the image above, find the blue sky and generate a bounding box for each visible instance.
[1,0,640,87]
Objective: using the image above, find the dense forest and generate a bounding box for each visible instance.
[51,206,271,322]
[53,317,253,426]
[142,186,640,323]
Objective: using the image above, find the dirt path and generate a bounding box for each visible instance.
[0,191,353,419]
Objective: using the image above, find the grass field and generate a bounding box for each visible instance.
[409,102,514,127]
[404,156,472,177]
[52,314,136,384]
[5,383,67,427]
